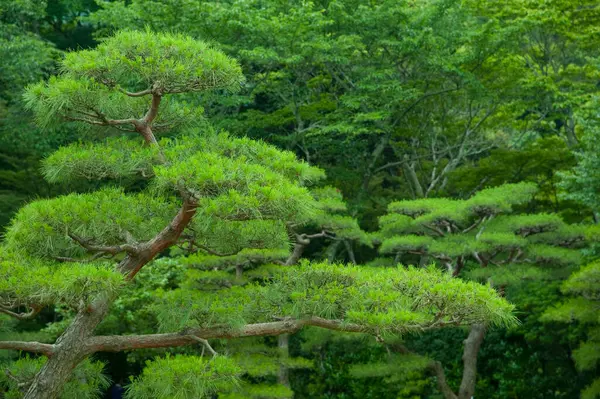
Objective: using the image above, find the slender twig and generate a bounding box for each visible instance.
[188,336,218,357]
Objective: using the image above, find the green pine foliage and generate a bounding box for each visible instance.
[23,29,244,130]
[3,6,597,397]
[0,357,109,399]
[377,182,588,282]
[126,355,241,399]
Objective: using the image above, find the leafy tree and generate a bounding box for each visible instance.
[543,262,600,399]
[559,98,600,218]
[374,182,591,399]
[0,30,515,399]
[86,0,525,213]
[475,0,600,148]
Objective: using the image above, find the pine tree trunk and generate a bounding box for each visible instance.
[23,200,196,398]
[277,334,290,386]
[23,295,114,399]
[457,323,486,399]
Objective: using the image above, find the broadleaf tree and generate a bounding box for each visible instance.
[0,30,516,399]
[543,261,600,399]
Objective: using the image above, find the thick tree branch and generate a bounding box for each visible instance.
[429,361,458,399]
[457,323,486,399]
[0,341,54,356]
[118,197,198,279]
[84,317,366,354]
[143,94,162,124]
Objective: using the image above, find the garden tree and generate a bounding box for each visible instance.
[375,182,591,399]
[0,0,58,231]
[0,0,102,233]
[543,262,600,399]
[559,97,600,220]
[98,186,368,397]
[469,0,600,147]
[446,136,576,212]
[285,186,371,266]
[86,0,523,213]
[0,30,516,399]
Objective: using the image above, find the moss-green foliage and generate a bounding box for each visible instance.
[300,185,371,253]
[380,235,433,254]
[126,355,241,399]
[465,182,538,216]
[64,29,244,94]
[489,213,564,235]
[526,244,582,266]
[0,357,109,399]
[153,150,313,222]
[42,137,158,183]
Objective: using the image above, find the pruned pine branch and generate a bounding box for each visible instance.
[142,93,162,124]
[118,197,199,279]
[84,315,466,356]
[0,305,42,320]
[0,341,54,356]
[84,317,366,355]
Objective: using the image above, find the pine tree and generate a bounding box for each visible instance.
[375,182,591,399]
[0,30,515,399]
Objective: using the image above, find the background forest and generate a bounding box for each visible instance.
[1,0,599,398]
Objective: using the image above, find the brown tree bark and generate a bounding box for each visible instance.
[23,294,115,399]
[23,198,197,399]
[457,323,486,399]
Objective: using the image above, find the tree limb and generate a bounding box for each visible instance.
[84,317,366,354]
[118,87,153,97]
[118,197,198,279]
[0,341,54,356]
[429,361,458,399]
[0,305,42,320]
[143,94,162,124]
[457,323,486,399]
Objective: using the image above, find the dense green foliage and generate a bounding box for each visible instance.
[1,0,599,398]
